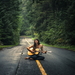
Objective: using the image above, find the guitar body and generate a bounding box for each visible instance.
[28,48,40,55]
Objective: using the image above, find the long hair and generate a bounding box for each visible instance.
[33,39,40,51]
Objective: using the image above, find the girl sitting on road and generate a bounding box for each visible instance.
[25,39,47,60]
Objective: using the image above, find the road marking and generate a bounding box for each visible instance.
[36,60,47,75]
[25,38,47,75]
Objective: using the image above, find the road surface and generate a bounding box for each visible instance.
[0,36,75,75]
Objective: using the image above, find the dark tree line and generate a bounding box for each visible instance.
[0,0,21,45]
[0,0,75,45]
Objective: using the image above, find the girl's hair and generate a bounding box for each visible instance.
[33,39,40,50]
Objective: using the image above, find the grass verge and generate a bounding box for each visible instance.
[41,42,75,51]
[0,45,17,50]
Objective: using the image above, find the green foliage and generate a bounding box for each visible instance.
[20,0,75,45]
[0,0,21,45]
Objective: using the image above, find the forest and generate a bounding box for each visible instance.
[0,0,75,46]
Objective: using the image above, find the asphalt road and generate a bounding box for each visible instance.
[0,36,75,75]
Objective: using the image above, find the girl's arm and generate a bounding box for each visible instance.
[41,45,47,53]
[27,45,34,53]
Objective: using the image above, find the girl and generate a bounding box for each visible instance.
[25,39,47,60]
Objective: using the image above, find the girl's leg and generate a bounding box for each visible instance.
[36,56,45,60]
[29,55,38,60]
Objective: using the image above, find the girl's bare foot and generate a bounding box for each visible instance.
[29,58,34,60]
[25,57,29,59]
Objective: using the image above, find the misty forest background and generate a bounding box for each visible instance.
[0,0,75,47]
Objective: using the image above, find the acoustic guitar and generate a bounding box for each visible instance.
[28,48,40,55]
[28,48,47,55]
